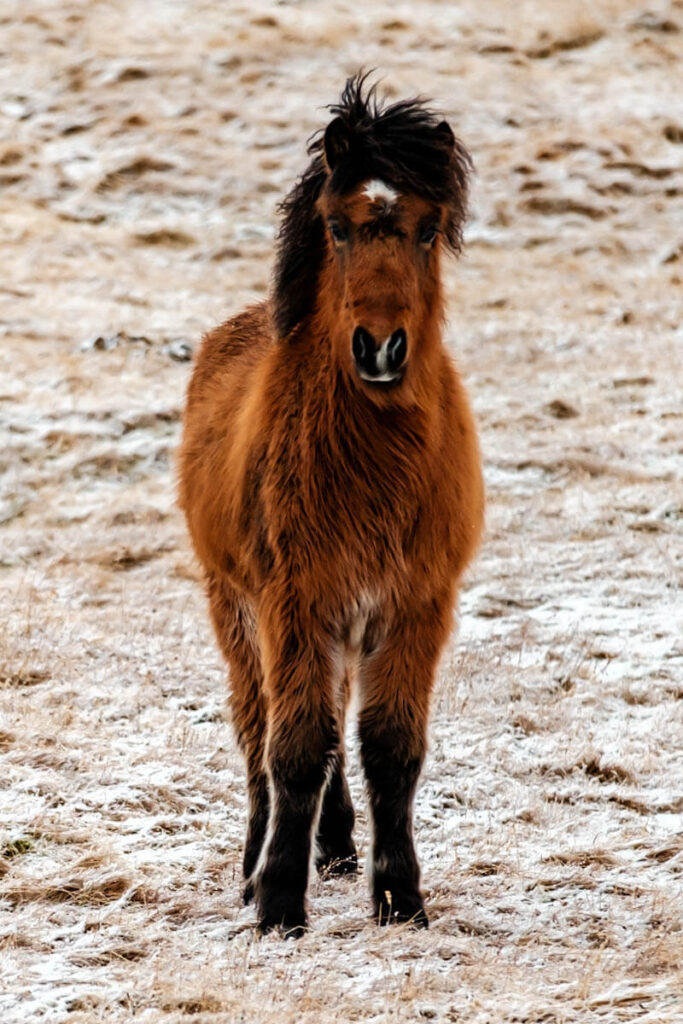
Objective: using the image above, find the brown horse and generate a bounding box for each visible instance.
[179,75,484,936]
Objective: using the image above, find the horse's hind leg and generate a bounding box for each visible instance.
[315,670,357,875]
[207,576,268,903]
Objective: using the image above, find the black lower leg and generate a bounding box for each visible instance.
[315,755,357,875]
[256,752,335,937]
[242,768,269,904]
[361,726,427,927]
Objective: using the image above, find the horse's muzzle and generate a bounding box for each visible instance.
[352,326,407,386]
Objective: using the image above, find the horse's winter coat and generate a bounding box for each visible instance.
[179,75,484,935]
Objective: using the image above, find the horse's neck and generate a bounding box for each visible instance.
[312,353,442,501]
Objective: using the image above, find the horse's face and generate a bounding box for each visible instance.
[318,183,444,393]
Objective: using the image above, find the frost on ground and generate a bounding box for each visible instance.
[1,1,682,1021]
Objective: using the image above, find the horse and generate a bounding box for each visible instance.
[178,74,484,936]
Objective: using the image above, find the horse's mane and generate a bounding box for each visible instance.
[272,72,473,340]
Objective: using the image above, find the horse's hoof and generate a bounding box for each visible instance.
[256,885,307,938]
[316,847,358,877]
[374,891,428,929]
[257,914,308,939]
[376,906,429,929]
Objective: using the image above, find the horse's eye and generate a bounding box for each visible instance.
[420,226,438,246]
[329,222,347,244]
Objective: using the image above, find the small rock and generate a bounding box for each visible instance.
[89,334,118,351]
[133,229,196,248]
[164,339,193,362]
[0,147,23,166]
[83,331,153,352]
[116,66,150,82]
[664,124,683,144]
[662,244,682,265]
[545,399,579,419]
[1,100,32,120]
[630,12,679,33]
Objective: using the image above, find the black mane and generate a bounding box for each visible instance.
[273,73,473,340]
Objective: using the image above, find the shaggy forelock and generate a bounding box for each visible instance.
[272,73,472,339]
[311,72,472,246]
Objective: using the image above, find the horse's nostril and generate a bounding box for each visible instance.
[353,325,406,382]
[352,326,375,367]
[387,329,407,373]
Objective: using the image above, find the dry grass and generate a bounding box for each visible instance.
[1,0,682,1021]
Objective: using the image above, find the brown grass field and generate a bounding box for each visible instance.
[1,1,682,1020]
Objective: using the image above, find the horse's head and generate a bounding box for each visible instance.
[317,167,452,392]
[274,74,472,400]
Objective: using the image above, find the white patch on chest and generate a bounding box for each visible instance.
[362,179,399,207]
[345,591,380,651]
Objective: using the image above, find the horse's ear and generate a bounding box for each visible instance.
[323,116,351,170]
[435,120,455,149]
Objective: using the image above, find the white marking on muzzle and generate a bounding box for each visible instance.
[375,335,392,375]
[358,371,401,383]
[356,336,403,384]
[363,179,399,206]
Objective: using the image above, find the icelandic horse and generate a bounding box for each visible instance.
[179,74,484,935]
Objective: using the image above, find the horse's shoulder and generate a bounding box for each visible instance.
[436,353,476,439]
[189,302,273,395]
[435,353,485,564]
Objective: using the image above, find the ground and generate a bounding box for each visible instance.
[1,1,682,1021]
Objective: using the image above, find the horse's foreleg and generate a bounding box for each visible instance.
[315,749,357,875]
[315,668,357,875]
[228,655,268,904]
[255,603,339,936]
[208,578,268,903]
[358,596,452,928]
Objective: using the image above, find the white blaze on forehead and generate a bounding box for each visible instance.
[362,179,399,206]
